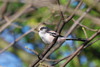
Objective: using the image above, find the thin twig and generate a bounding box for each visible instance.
[72,19,98,32]
[55,0,65,32]
[60,7,92,67]
[51,55,71,66]
[30,1,83,67]
[65,7,91,37]
[60,30,100,67]
[57,0,65,23]
[0,22,45,53]
[0,4,32,33]
[66,0,71,8]
[25,46,39,56]
[47,7,91,67]
[84,38,100,48]
[57,0,83,34]
[82,27,88,38]
[53,37,100,66]
[24,46,43,60]
[0,1,9,19]
[0,29,33,53]
[42,55,71,65]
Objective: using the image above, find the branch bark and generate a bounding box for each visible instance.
[61,30,100,67]
[0,4,32,33]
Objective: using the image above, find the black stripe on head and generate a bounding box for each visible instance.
[40,27,49,30]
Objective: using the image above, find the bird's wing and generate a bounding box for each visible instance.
[47,30,63,37]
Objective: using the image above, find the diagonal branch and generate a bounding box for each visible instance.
[61,30,100,67]
[30,1,83,67]
[72,19,98,32]
[0,4,32,33]
[44,6,92,67]
[0,22,44,53]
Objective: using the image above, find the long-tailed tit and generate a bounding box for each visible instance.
[39,27,64,44]
[39,27,86,44]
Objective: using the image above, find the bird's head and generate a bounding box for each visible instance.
[39,27,49,33]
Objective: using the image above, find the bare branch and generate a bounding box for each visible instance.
[84,38,100,48]
[0,1,9,19]
[61,30,100,67]
[66,0,71,8]
[0,29,32,53]
[82,27,88,38]
[25,46,39,56]
[42,6,92,67]
[72,19,98,32]
[0,4,32,33]
[65,7,91,37]
[51,55,71,66]
[30,1,83,67]
[0,22,44,53]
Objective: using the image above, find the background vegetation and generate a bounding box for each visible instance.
[0,0,100,67]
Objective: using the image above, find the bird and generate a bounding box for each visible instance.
[38,27,86,44]
[39,27,66,44]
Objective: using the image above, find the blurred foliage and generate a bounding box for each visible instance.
[83,0,100,12]
[7,3,24,13]
[0,0,100,67]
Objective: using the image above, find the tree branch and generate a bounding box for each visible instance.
[0,4,32,33]
[61,30,100,67]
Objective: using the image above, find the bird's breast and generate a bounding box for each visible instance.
[39,32,54,44]
[44,33,54,44]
